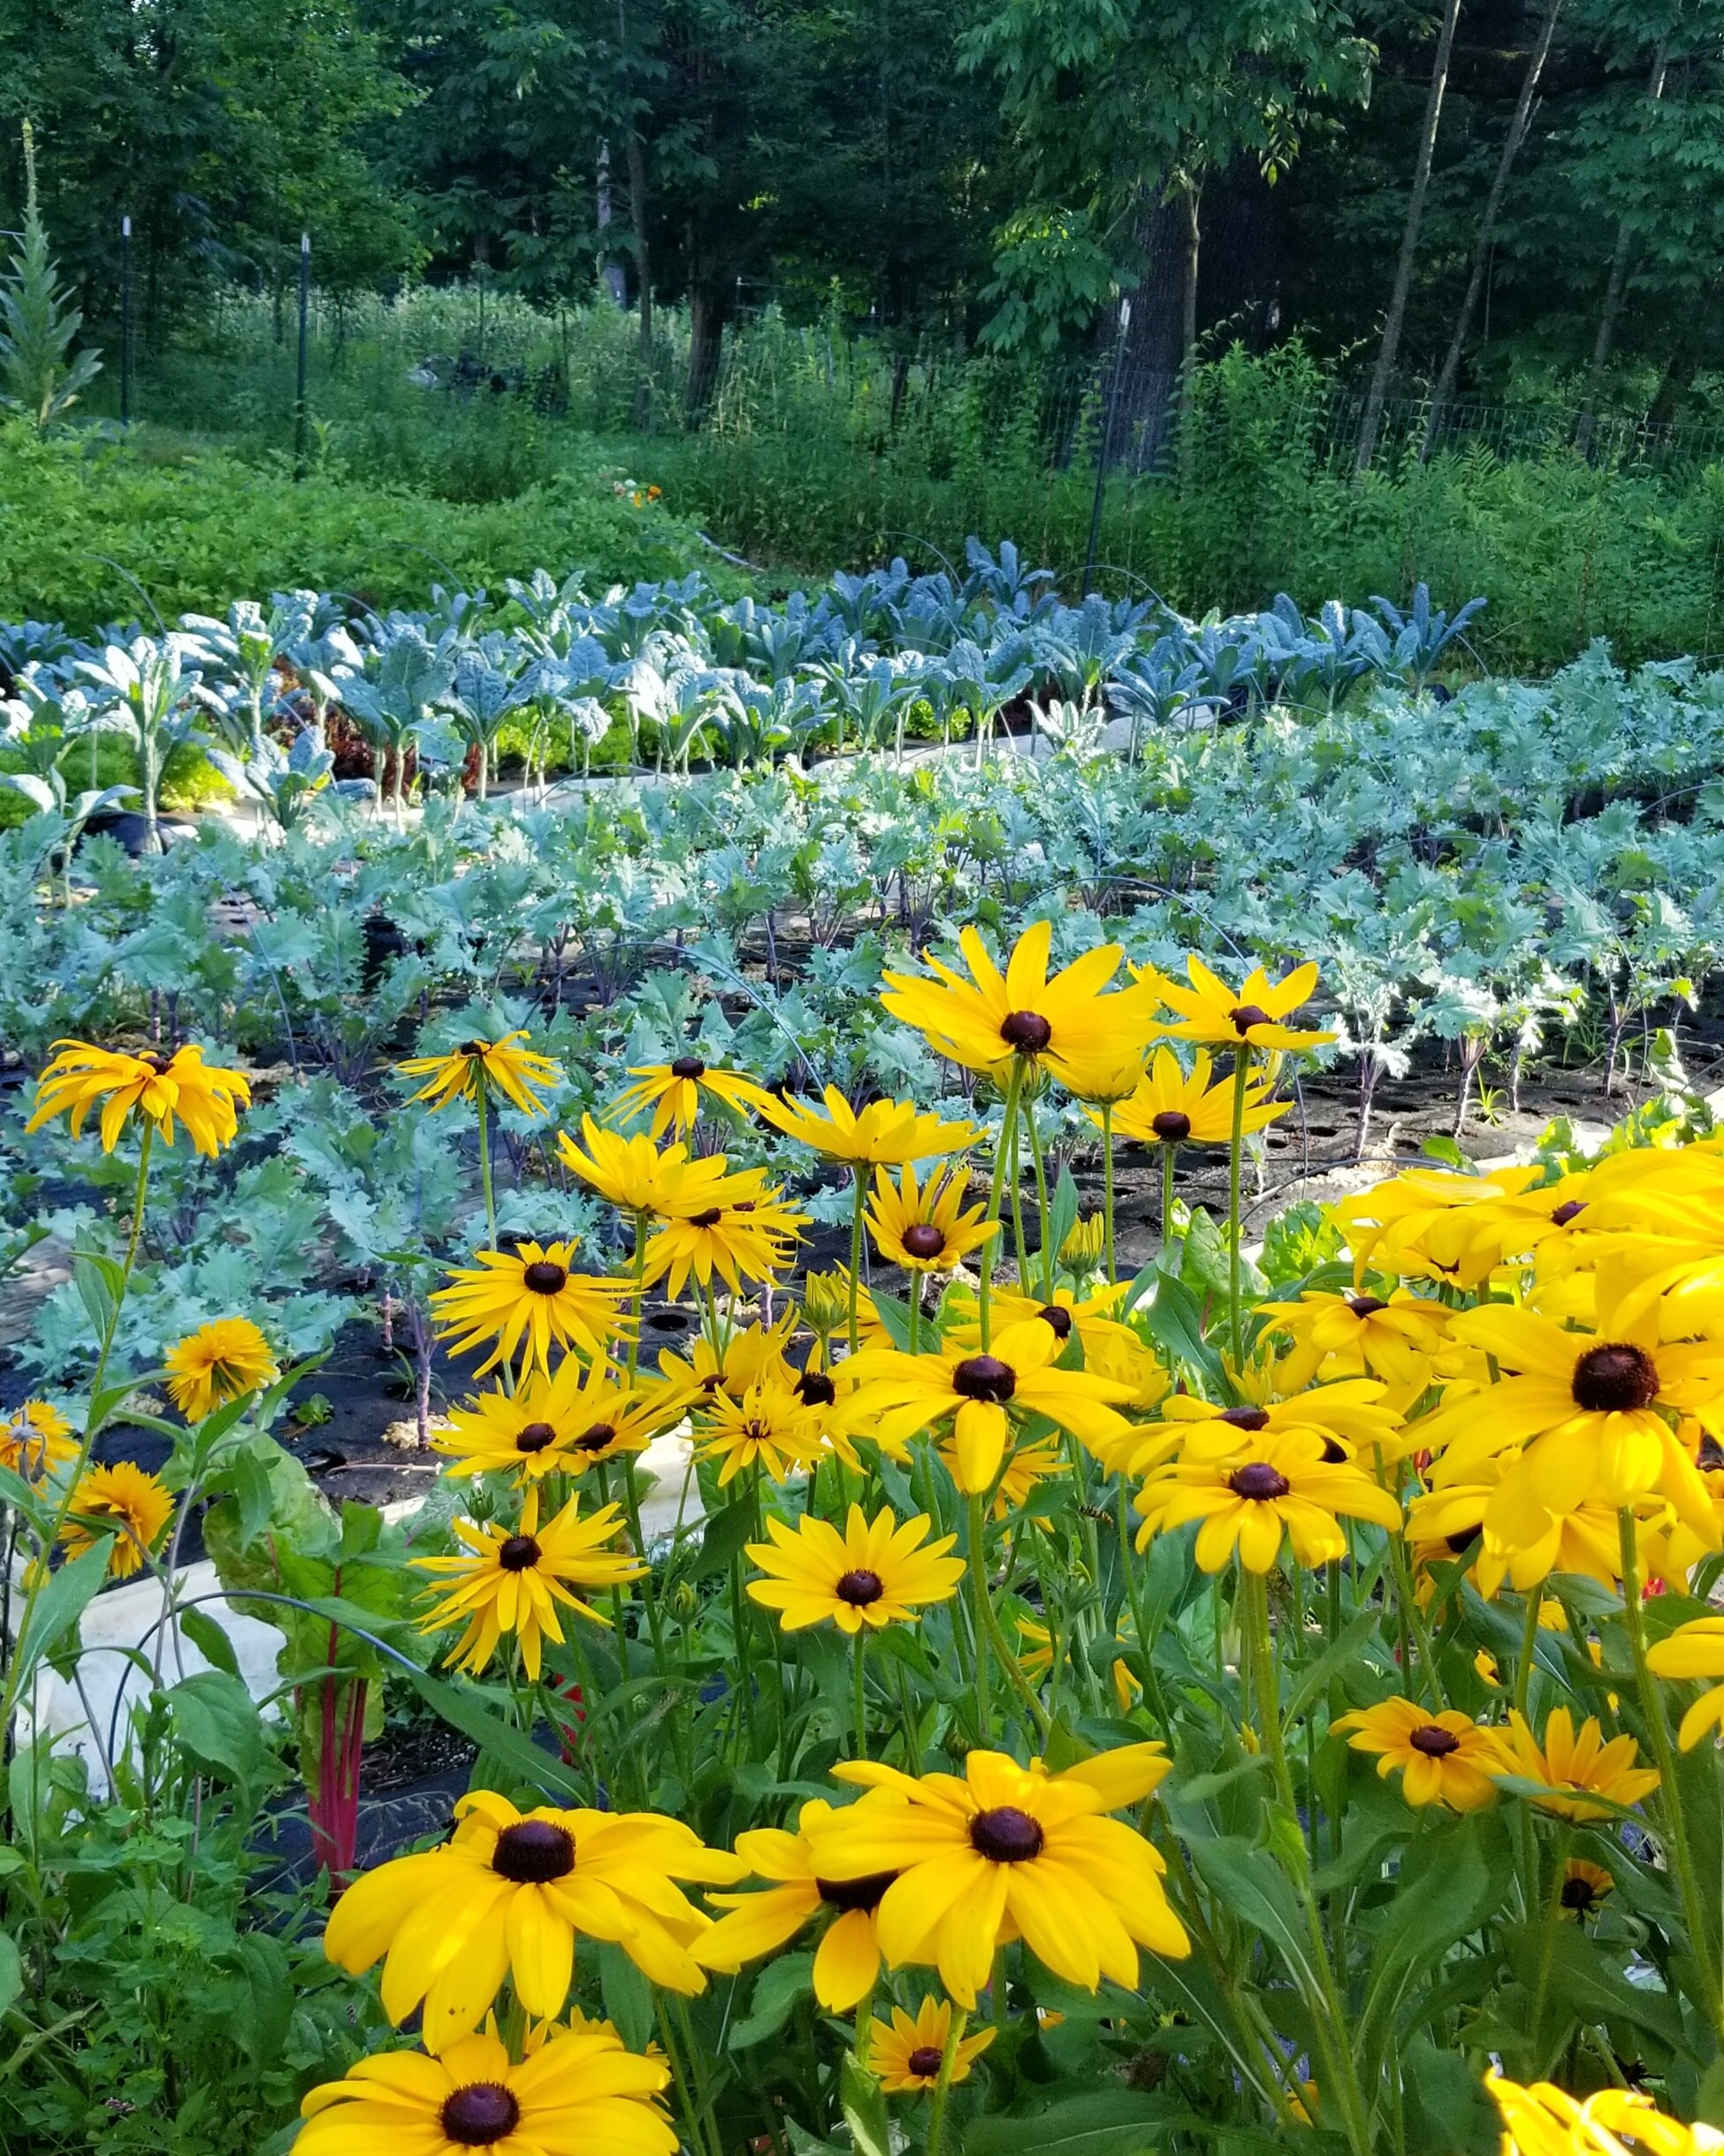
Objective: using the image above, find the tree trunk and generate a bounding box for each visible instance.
[1354,0,1466,474]
[1423,0,1564,457]
[1110,191,1190,471]
[597,141,627,307]
[1575,38,1670,458]
[685,278,729,424]
[625,131,653,426]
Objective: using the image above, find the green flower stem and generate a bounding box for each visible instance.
[1240,1567,1375,2156]
[1513,1586,1542,1722]
[848,1168,866,1355]
[1101,1103,1117,1283]
[474,1071,497,1250]
[1160,1141,1178,1258]
[853,1981,878,2068]
[1227,1044,1252,1369]
[1618,1507,1724,2041]
[1527,1823,1573,2073]
[852,1625,868,1761]
[965,1492,994,1732]
[966,1492,1051,1738]
[978,1062,1026,1351]
[1020,1084,1056,1300]
[1007,1113,1030,1284]
[925,2006,969,2156]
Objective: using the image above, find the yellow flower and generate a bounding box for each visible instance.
[1406,1456,1624,1599]
[812,1745,1186,2007]
[1120,1380,1403,1478]
[28,1038,250,1155]
[641,1187,807,1301]
[951,1433,1064,1522]
[608,1057,775,1139]
[554,1116,755,1219]
[164,1316,277,1421]
[870,1996,996,2094]
[865,1162,996,1273]
[1419,1299,1724,1528]
[1561,1859,1615,1919]
[294,2022,676,2156]
[758,1083,983,1167]
[658,1313,797,1403]
[323,1789,744,2045]
[846,1330,1134,1493]
[397,1029,561,1118]
[1492,1707,1659,1820]
[60,1460,172,1579]
[1098,1045,1292,1147]
[1646,1615,1724,1747]
[1331,1698,1503,1810]
[1137,955,1334,1052]
[745,1504,964,1633]
[412,1488,645,1681]
[1135,1427,1402,1572]
[430,1240,629,1377]
[947,1280,1141,1373]
[1487,2071,1722,2156]
[432,1356,695,1485]
[1256,1287,1450,1394]
[696,1381,824,1486]
[0,1399,77,1480]
[692,1797,894,2008]
[1335,1165,1547,1291]
[881,919,1153,1090]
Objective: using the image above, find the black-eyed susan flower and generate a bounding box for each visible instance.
[758,1084,983,1167]
[60,1461,172,1579]
[28,1039,250,1155]
[555,1116,757,1219]
[745,1504,964,1633]
[1134,1426,1401,1572]
[413,1490,644,1680]
[433,1356,696,1485]
[695,1381,824,1487]
[295,2021,676,2156]
[881,919,1151,1091]
[1560,1859,1615,1919]
[1331,1698,1504,1810]
[952,1433,1063,1522]
[1486,2069,1720,2156]
[1119,1380,1403,1478]
[946,1280,1141,1372]
[397,1030,562,1118]
[641,1186,807,1301]
[692,1797,895,2008]
[430,1240,630,1377]
[323,1789,744,2045]
[1420,1298,1724,1524]
[846,1330,1135,1492]
[865,1161,996,1273]
[164,1315,277,1421]
[1,1399,76,1480]
[1647,1615,1724,1747]
[1257,1287,1451,1394]
[871,1997,995,2093]
[609,1057,775,1139]
[1334,1164,1547,1291]
[1491,1707,1659,1820]
[811,1745,1186,2007]
[658,1313,797,1403]
[1100,1045,1291,1148]
[1137,955,1334,1053]
[1406,1457,1624,1599]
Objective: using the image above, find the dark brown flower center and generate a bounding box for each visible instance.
[460,1039,490,1059]
[1446,1527,1481,1553]
[1408,1724,1460,1757]
[906,2046,944,2080]
[796,1371,837,1407]
[1320,1437,1347,1464]
[574,1422,616,1453]
[1551,1200,1587,1227]
[1217,1406,1270,1431]
[1571,1342,1659,1415]
[522,1259,568,1295]
[137,1050,173,1074]
[515,1420,559,1454]
[689,1207,724,1229]
[1699,1436,1724,1472]
[816,1869,896,1912]
[1037,1304,1073,1341]
[969,1805,1045,1862]
[1149,1109,1192,1143]
[952,1355,1016,1404]
[440,2083,522,2145]
[1228,1462,1291,1501]
[901,1223,947,1261]
[1561,1875,1599,1914]
[835,1567,884,1606]
[999,1010,1053,1054]
[498,1533,541,1571]
[1229,1004,1273,1036]
[670,1055,706,1080]
[491,1819,576,1883]
[1347,1296,1390,1318]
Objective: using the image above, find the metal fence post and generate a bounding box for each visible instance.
[294,231,309,478]
[1082,297,1131,599]
[119,214,131,425]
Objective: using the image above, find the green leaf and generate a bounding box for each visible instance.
[71,1249,124,1337]
[0,1930,21,2018]
[729,1951,813,2048]
[166,1670,271,1787]
[965,2091,1176,2156]
[598,1940,657,2052]
[685,1500,757,1583]
[179,1604,242,1678]
[1185,1831,1321,1996]
[840,2051,891,2156]
[404,1663,582,1800]
[12,1540,111,1693]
